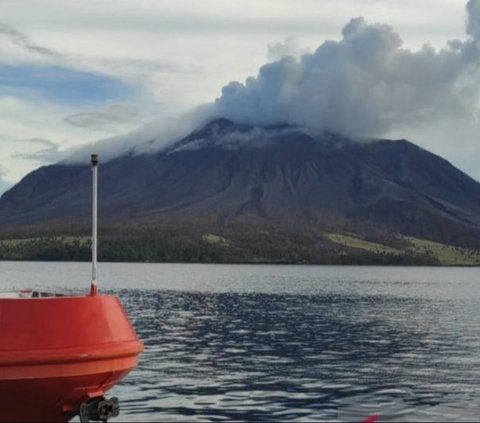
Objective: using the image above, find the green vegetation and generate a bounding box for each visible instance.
[0,237,90,261]
[202,234,231,246]
[0,224,479,265]
[404,236,480,266]
[326,233,402,255]
[326,232,480,266]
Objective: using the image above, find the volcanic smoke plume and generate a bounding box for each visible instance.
[214,0,480,138]
[69,1,480,163]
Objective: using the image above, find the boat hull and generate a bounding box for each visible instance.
[0,294,143,422]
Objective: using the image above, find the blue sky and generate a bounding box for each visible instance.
[0,64,133,106]
[0,0,478,193]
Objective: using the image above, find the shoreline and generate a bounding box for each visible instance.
[0,258,479,267]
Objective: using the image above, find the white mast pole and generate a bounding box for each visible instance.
[91,154,99,295]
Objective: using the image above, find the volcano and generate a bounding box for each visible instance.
[1,118,480,248]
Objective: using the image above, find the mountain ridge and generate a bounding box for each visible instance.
[1,119,480,253]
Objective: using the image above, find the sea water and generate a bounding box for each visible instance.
[2,262,480,422]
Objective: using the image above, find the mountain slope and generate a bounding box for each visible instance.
[1,119,480,248]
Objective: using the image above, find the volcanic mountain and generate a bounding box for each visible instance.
[2,118,480,249]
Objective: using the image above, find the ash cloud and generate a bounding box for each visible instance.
[67,1,480,166]
[467,0,480,39]
[214,0,480,138]
[267,36,311,62]
[168,124,300,154]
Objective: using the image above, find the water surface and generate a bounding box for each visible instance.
[2,262,480,422]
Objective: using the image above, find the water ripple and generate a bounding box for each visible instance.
[112,284,480,422]
[3,262,480,422]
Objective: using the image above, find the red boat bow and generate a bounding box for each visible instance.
[0,294,143,422]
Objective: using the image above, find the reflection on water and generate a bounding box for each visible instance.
[2,263,480,421]
[117,282,480,421]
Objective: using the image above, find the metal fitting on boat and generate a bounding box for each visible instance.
[79,397,120,422]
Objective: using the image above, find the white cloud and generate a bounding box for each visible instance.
[64,103,143,133]
[0,95,144,181]
[0,165,13,195]
[11,138,61,164]
[65,104,213,164]
[1,0,480,186]
[0,23,61,59]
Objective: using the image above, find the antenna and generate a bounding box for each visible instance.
[91,154,99,295]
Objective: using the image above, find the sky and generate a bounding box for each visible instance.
[0,0,476,194]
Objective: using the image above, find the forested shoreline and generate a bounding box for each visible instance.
[1,224,477,266]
